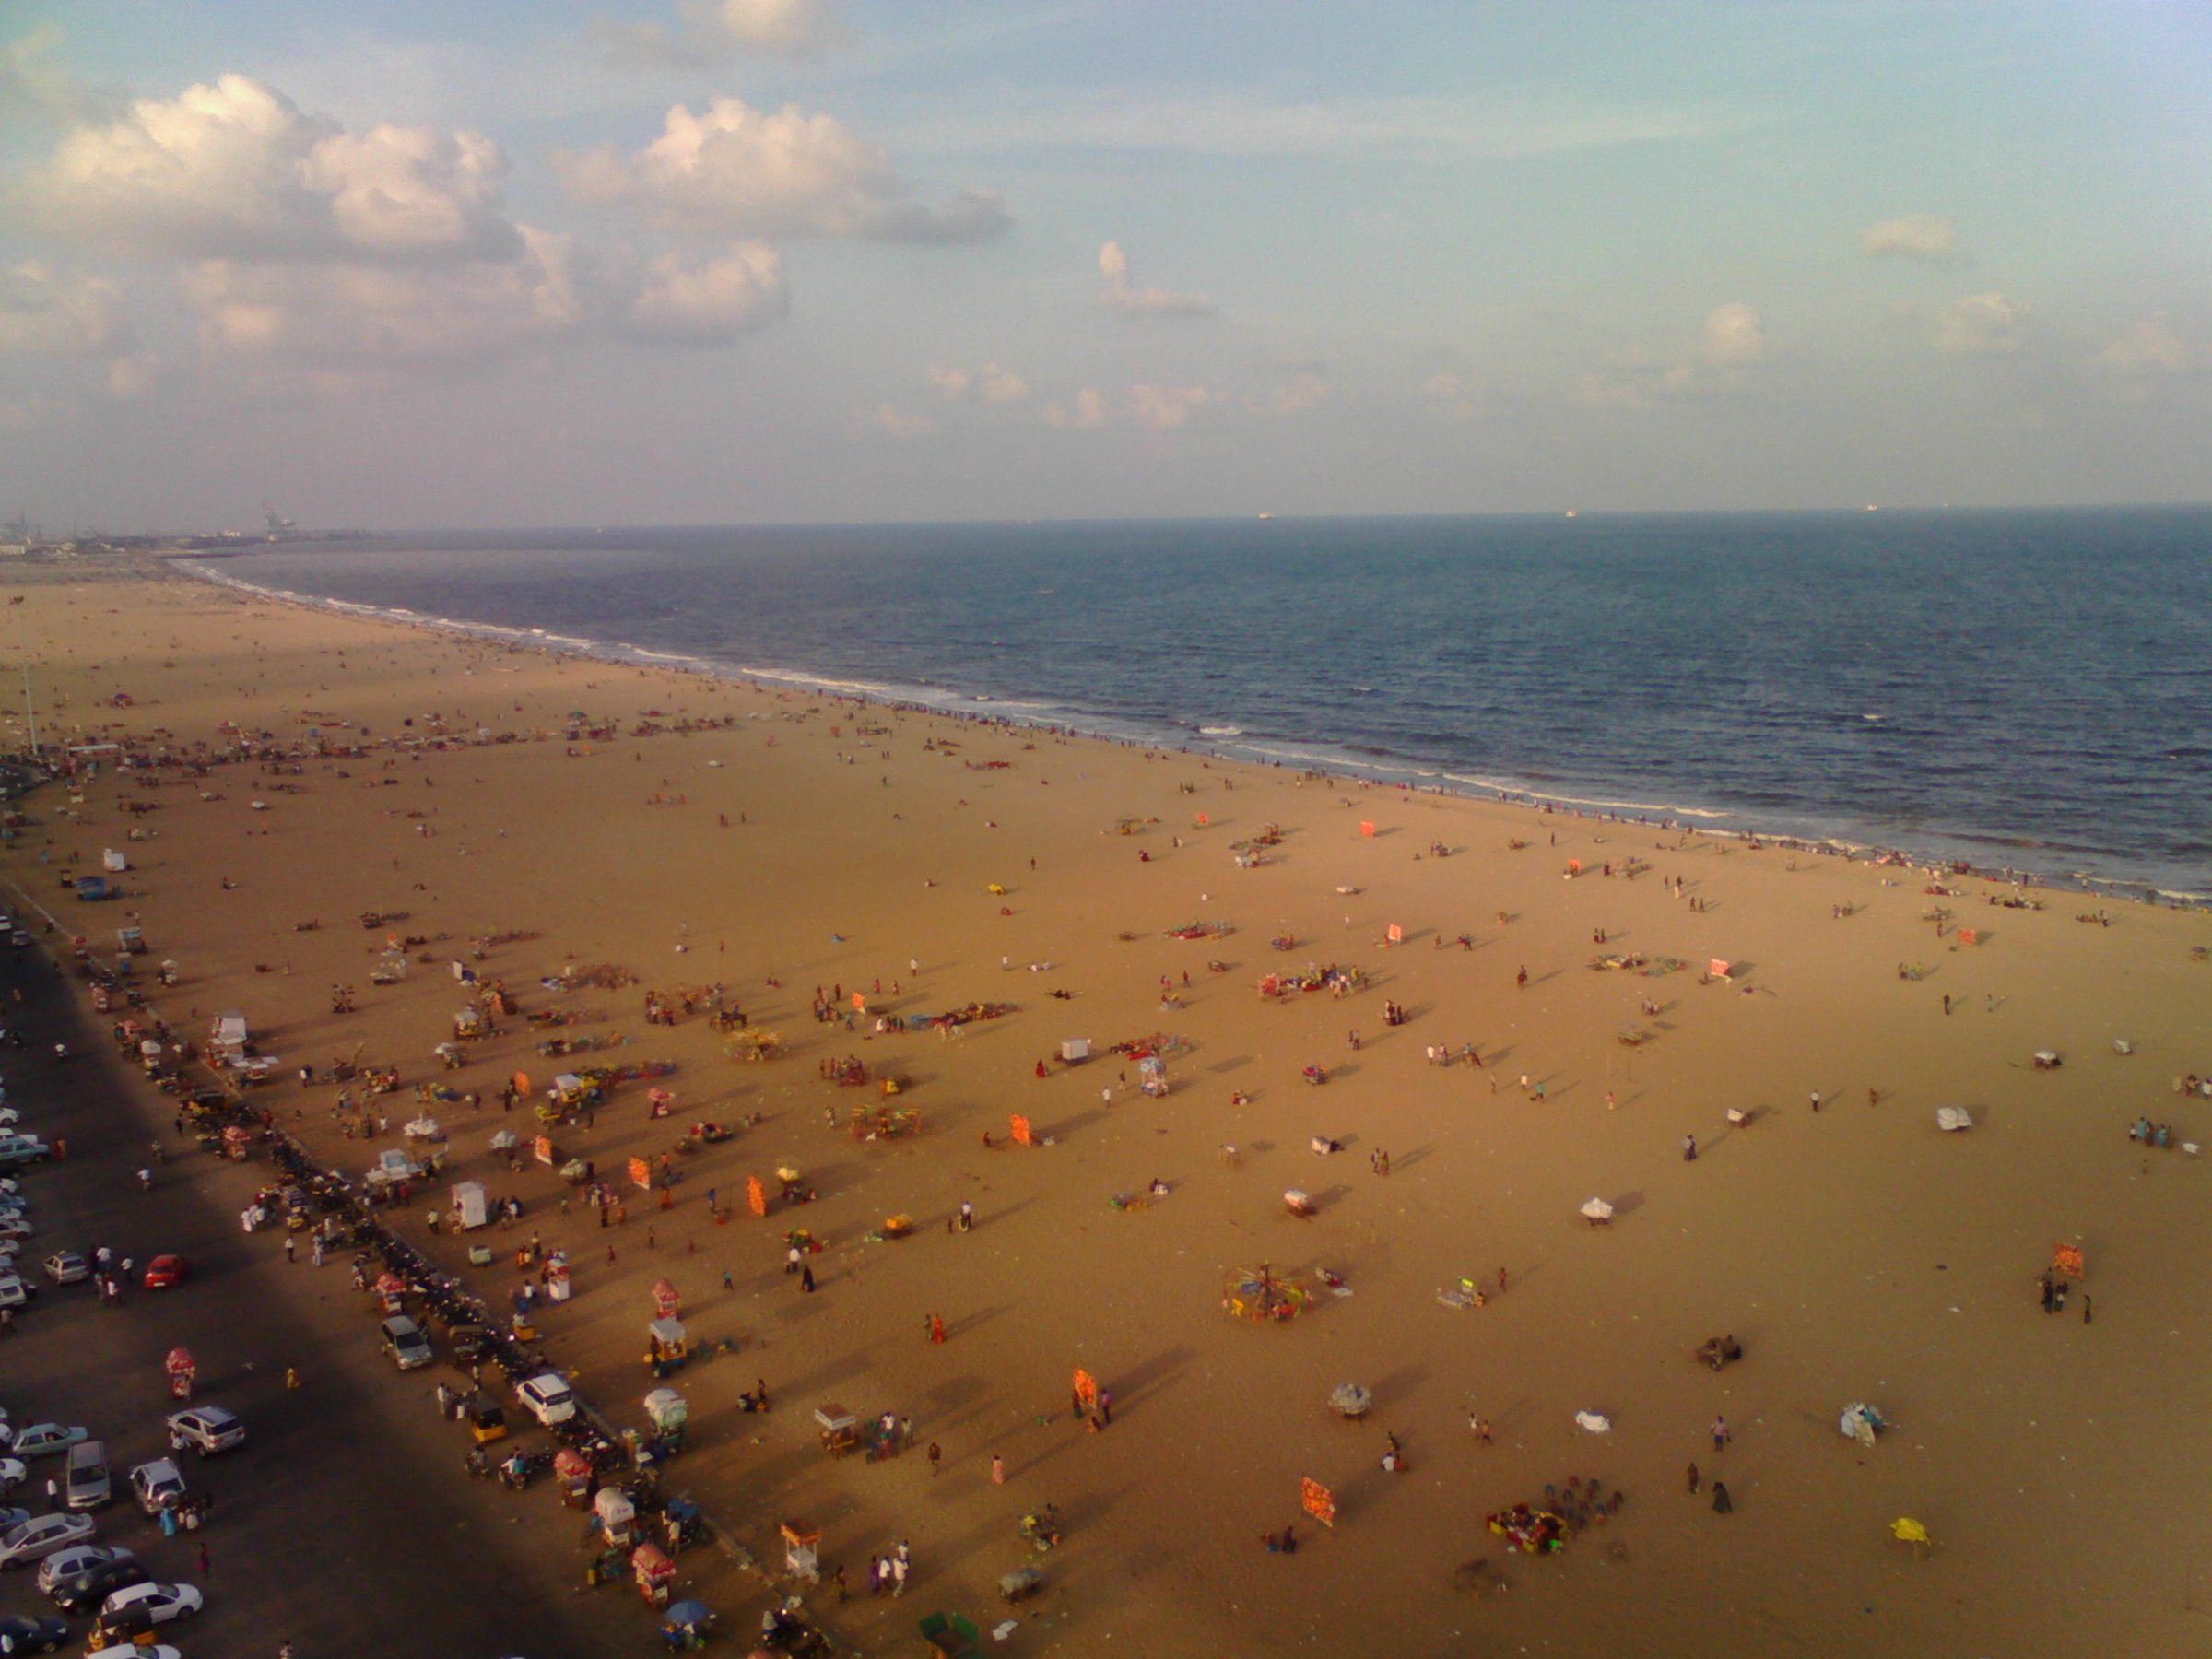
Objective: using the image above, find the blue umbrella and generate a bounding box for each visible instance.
[664,1600,712,1630]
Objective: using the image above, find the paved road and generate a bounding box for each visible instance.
[0,929,710,1659]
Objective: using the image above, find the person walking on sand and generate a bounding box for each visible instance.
[1688,1462,1700,1495]
[991,1454,1006,1485]
[1710,1415,1731,1452]
[1711,1481,1732,1513]
[800,1263,816,1293]
[928,1313,947,1345]
[786,1243,801,1275]
[927,1441,942,1477]
[1683,1134,1698,1161]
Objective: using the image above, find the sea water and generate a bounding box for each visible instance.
[193,508,2212,898]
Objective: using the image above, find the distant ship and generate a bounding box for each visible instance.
[1256,512,1276,521]
[1564,509,1578,519]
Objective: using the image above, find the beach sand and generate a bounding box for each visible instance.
[10,566,2212,1657]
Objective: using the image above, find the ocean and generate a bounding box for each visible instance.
[187,509,2212,899]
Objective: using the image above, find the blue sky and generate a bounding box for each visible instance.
[1,1,2207,529]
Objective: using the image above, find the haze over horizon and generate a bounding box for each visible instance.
[3,1,2209,531]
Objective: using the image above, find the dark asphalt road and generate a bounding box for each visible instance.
[0,919,693,1659]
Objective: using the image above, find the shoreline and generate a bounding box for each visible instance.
[172,554,2208,911]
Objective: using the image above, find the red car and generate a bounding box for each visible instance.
[142,1255,189,1289]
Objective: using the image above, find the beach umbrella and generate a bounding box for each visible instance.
[1579,1196,1615,1224]
[1328,1382,1372,1419]
[1890,1517,1932,1557]
[489,1129,520,1150]
[663,1600,712,1632]
[1573,1410,1611,1435]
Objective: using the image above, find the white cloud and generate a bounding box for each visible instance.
[0,260,133,356]
[860,401,931,438]
[895,87,1755,164]
[1041,387,1112,429]
[18,73,517,264]
[104,352,159,398]
[1701,301,1766,365]
[1937,291,2030,354]
[621,241,786,345]
[0,25,113,125]
[926,359,1029,404]
[593,0,849,67]
[178,226,589,363]
[1860,213,1957,258]
[1259,367,1329,416]
[1099,240,1214,318]
[1129,382,1211,430]
[2097,312,2197,376]
[1425,370,1476,420]
[1041,382,1215,430]
[558,97,1009,243]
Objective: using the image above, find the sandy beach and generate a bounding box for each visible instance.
[10,562,2212,1658]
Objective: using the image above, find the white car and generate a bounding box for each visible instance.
[36,1543,130,1593]
[126,1461,184,1518]
[0,1512,95,1567]
[516,1372,575,1426]
[40,1253,87,1286]
[0,1275,32,1312]
[100,1581,202,1624]
[0,1456,24,1492]
[164,1407,244,1456]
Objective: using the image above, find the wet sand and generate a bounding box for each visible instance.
[9,566,2212,1657]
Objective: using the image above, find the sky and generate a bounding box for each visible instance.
[0,0,2208,530]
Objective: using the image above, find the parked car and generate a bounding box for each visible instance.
[47,1553,147,1611]
[4,1426,86,1461]
[164,1407,244,1456]
[0,1138,47,1171]
[61,1442,108,1512]
[140,1255,188,1290]
[516,1371,575,1426]
[100,1581,202,1625]
[379,1315,433,1371]
[0,1508,25,1533]
[125,1461,184,1518]
[0,1610,67,1652]
[39,1253,86,1287]
[0,1277,32,1313]
[35,1543,129,1593]
[0,1457,23,1494]
[0,1512,95,1568]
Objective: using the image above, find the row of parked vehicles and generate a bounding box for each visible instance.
[0,1066,229,1654]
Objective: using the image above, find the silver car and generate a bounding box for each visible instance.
[36,1544,132,1593]
[0,1512,95,1568]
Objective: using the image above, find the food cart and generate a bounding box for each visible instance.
[545,1250,571,1303]
[594,1487,637,1548]
[374,1271,408,1315]
[781,1519,820,1584]
[165,1347,196,1402]
[646,1316,688,1377]
[631,1540,677,1607]
[815,1403,861,1456]
[652,1277,682,1319]
[644,1386,688,1448]
[221,1124,253,1162]
[553,1446,594,1509]
[451,1180,488,1230]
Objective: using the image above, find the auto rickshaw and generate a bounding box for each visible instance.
[466,1394,508,1444]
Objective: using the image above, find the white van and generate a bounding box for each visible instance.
[64,1440,111,1511]
[516,1372,575,1426]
